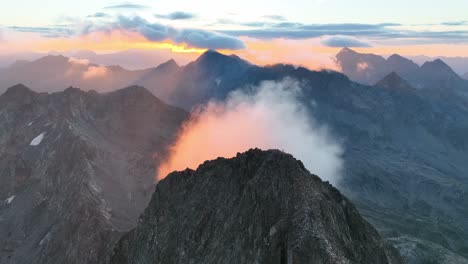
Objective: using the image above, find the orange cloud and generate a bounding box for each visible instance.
[157,79,343,184]
[83,66,108,79]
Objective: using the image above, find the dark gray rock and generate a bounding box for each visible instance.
[0,85,187,264]
[111,149,403,264]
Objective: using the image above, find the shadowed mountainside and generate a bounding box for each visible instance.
[0,85,187,264]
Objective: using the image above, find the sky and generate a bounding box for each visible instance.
[1,0,468,69]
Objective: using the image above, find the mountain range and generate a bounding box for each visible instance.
[1,49,468,263]
[336,47,468,90]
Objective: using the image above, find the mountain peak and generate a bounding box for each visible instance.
[421,58,450,69]
[196,49,225,62]
[375,72,414,91]
[111,148,402,263]
[337,47,357,56]
[387,53,415,64]
[420,59,461,81]
[36,54,68,63]
[3,84,36,96]
[155,59,179,70]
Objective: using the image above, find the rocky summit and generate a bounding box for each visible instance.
[111,149,403,264]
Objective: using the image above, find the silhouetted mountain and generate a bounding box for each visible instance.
[386,54,420,78]
[463,72,468,80]
[0,85,187,264]
[0,56,151,94]
[134,59,182,101]
[336,48,468,92]
[374,72,414,91]
[111,149,403,264]
[408,55,468,75]
[168,49,253,108]
[416,59,463,86]
[336,47,388,84]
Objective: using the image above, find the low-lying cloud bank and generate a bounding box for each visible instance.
[157,78,343,185]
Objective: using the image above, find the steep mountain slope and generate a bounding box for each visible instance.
[0,85,187,264]
[463,72,468,80]
[0,56,151,94]
[111,149,403,264]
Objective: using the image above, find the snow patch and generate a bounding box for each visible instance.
[39,232,51,246]
[27,122,33,126]
[5,195,15,204]
[30,132,45,146]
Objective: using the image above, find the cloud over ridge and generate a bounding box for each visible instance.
[158,78,343,185]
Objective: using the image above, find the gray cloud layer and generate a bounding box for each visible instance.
[103,4,149,10]
[321,36,371,47]
[220,22,468,44]
[8,26,74,38]
[87,12,110,18]
[87,16,246,50]
[155,11,196,20]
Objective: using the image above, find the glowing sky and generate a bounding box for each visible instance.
[1,0,468,69]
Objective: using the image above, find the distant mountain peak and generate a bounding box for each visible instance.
[155,59,179,70]
[422,58,450,69]
[3,84,36,96]
[36,54,68,62]
[420,59,461,81]
[375,72,414,91]
[110,85,155,99]
[387,54,415,64]
[196,49,225,61]
[337,47,357,56]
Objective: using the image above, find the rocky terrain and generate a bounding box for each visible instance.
[0,85,187,264]
[110,149,403,264]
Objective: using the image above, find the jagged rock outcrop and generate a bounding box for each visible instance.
[0,85,187,264]
[111,149,403,264]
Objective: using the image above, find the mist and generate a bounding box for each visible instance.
[157,78,343,185]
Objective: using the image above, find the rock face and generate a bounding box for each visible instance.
[0,85,187,264]
[111,149,403,264]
